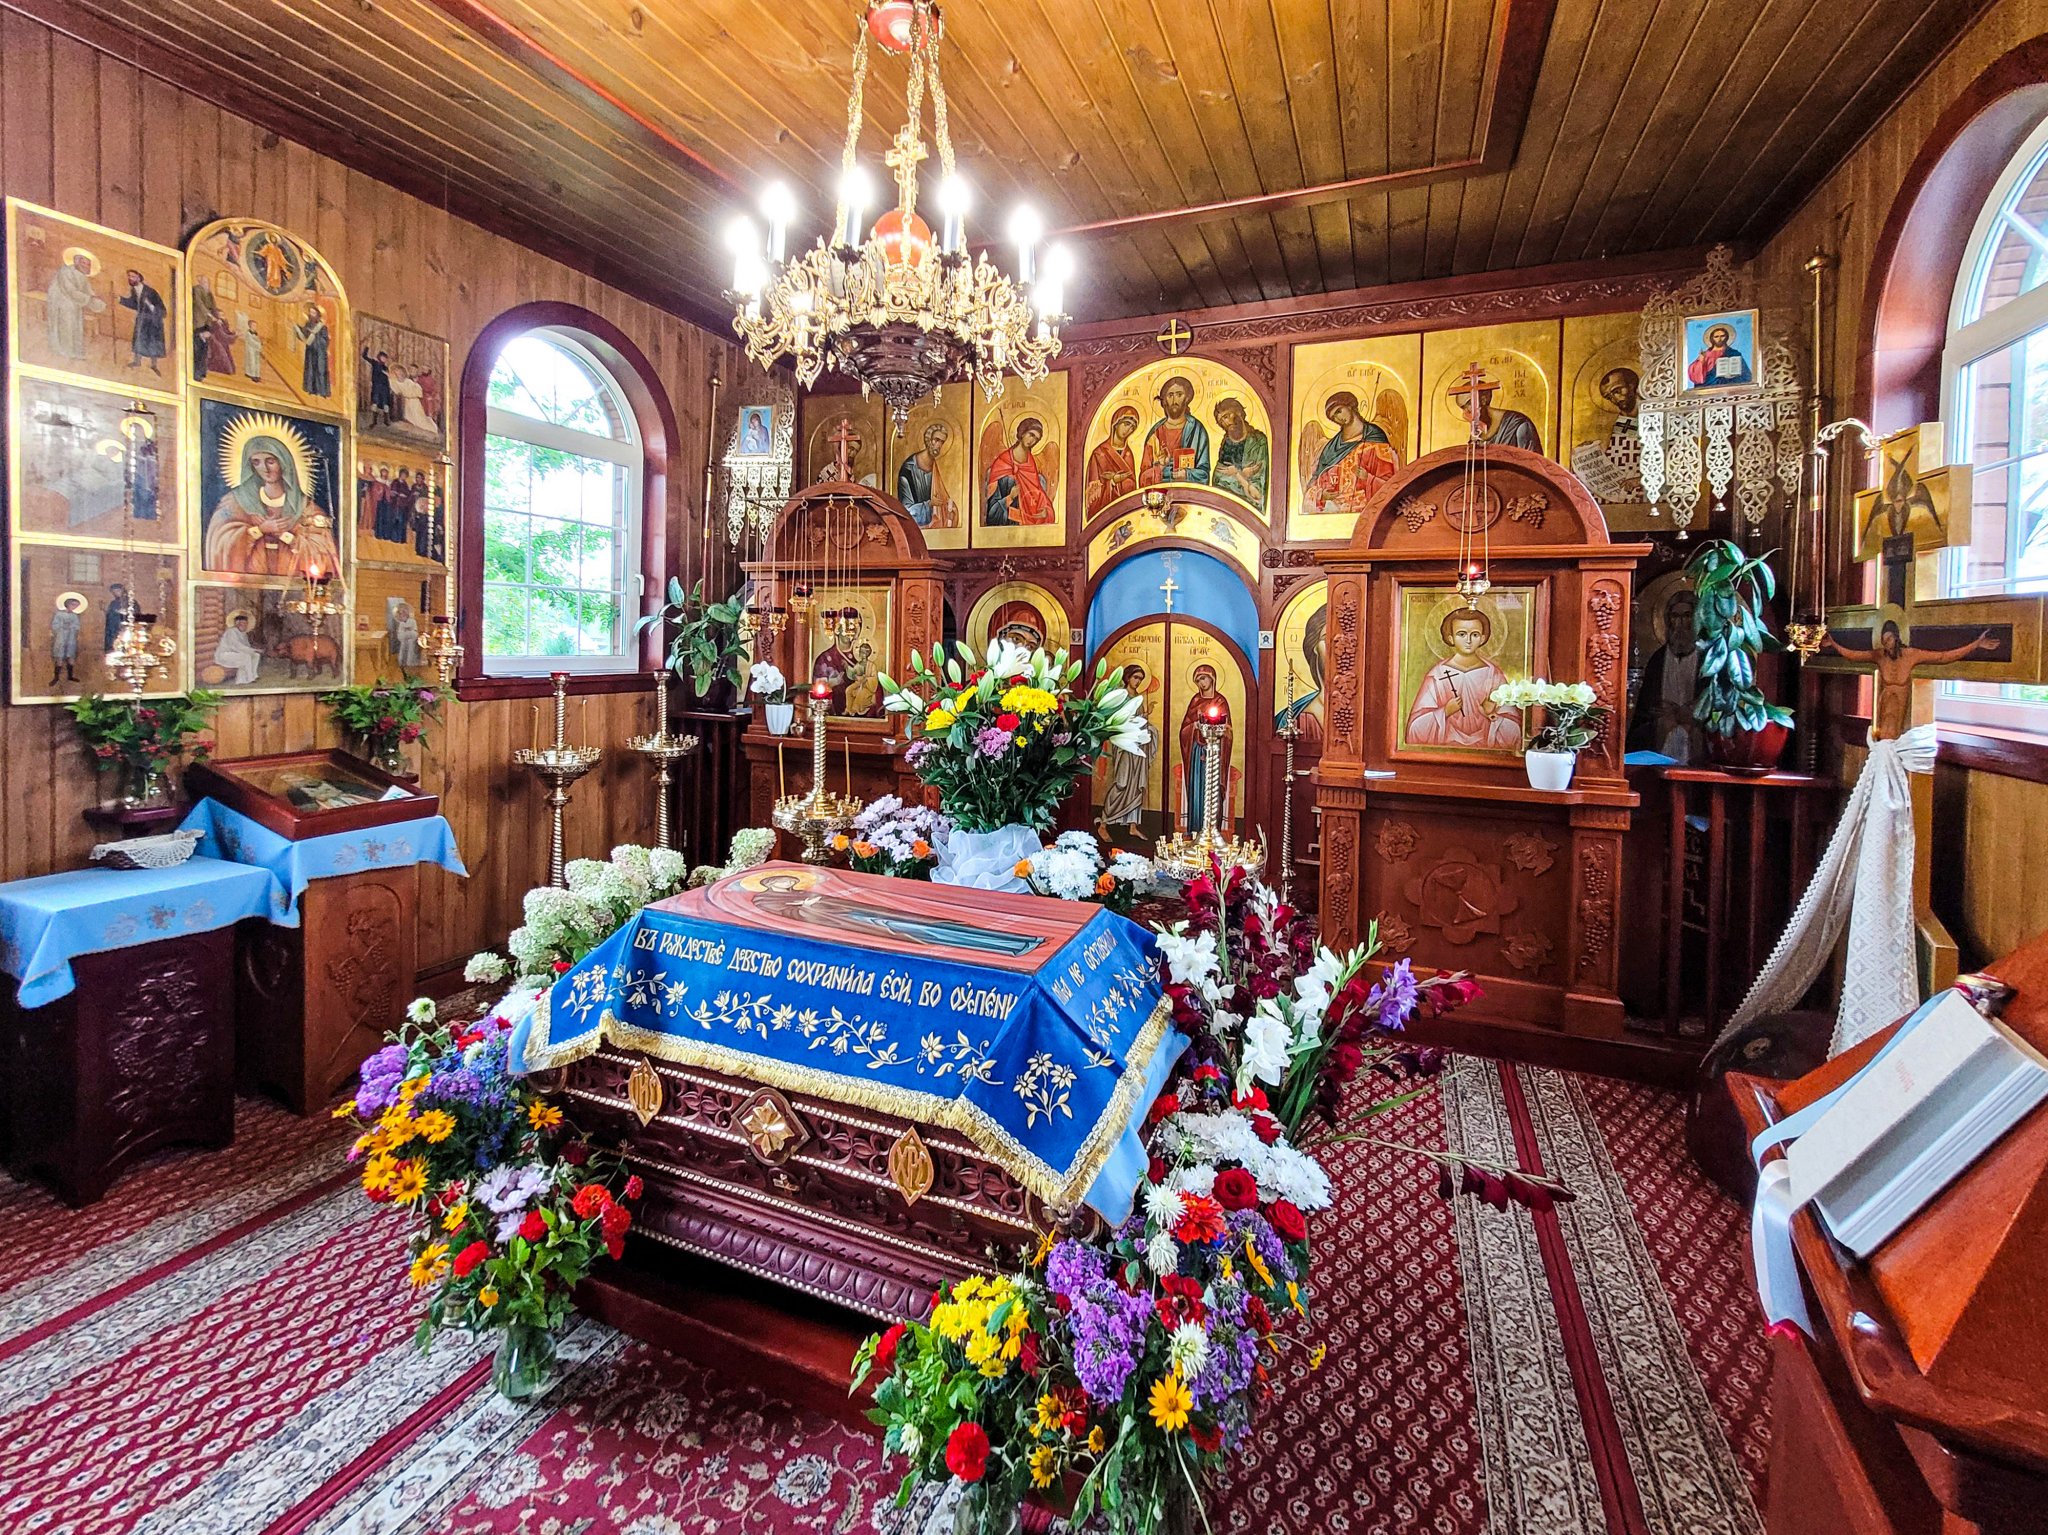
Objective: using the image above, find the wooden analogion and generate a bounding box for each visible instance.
[1315,445,1648,1043]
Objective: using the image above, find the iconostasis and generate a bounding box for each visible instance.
[793,279,1767,873]
[6,199,454,703]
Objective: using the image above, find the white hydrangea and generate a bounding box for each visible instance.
[562,858,608,894]
[1144,1231,1180,1276]
[648,847,687,891]
[464,950,510,984]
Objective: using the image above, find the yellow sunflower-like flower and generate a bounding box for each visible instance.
[526,1100,564,1132]
[361,1152,398,1193]
[1287,1280,1306,1318]
[398,1075,428,1104]
[1033,1393,1063,1435]
[1148,1371,1193,1433]
[1086,1424,1106,1455]
[1000,684,1058,716]
[964,1330,1002,1377]
[441,1199,470,1233]
[1031,1228,1058,1268]
[478,1285,499,1307]
[408,1241,450,1288]
[377,1104,417,1147]
[414,1109,457,1145]
[1308,1343,1327,1370]
[389,1159,428,1203]
[1029,1444,1057,1489]
[331,1098,358,1120]
[925,707,956,732]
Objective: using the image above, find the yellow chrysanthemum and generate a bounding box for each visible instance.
[408,1241,450,1288]
[478,1286,499,1307]
[331,1098,358,1120]
[1086,1425,1106,1455]
[441,1199,470,1233]
[361,1152,398,1193]
[414,1109,457,1145]
[526,1100,563,1131]
[1033,1393,1063,1435]
[1029,1445,1057,1489]
[964,1330,1002,1376]
[1000,685,1057,716]
[389,1159,428,1203]
[1148,1371,1193,1433]
[925,707,956,732]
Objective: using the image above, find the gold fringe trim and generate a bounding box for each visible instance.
[522,986,1177,1211]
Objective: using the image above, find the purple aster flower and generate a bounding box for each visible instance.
[1368,956,1419,1032]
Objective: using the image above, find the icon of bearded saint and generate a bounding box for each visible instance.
[205,422,338,578]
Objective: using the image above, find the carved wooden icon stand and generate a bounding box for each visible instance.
[741,483,945,834]
[1730,926,2048,1535]
[187,752,440,1115]
[1315,444,1649,1044]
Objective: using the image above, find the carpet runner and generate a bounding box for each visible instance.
[0,1068,1769,1534]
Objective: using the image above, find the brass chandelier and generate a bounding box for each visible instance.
[725,0,1069,425]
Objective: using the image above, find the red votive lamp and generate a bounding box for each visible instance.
[810,679,833,701]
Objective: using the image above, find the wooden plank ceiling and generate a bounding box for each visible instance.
[5,0,1994,324]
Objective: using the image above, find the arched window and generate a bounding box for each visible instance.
[478,327,646,674]
[1942,117,2048,723]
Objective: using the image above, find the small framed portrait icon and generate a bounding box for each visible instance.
[1680,308,1761,394]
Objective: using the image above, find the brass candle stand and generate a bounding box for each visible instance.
[514,672,604,886]
[1277,666,1301,903]
[771,691,861,863]
[628,673,700,852]
[1156,716,1264,883]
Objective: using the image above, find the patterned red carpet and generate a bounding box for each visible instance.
[0,1067,1768,1534]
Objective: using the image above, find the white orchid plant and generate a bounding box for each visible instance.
[1488,677,1608,756]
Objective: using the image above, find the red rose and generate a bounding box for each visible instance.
[518,1210,547,1242]
[1146,1155,1168,1186]
[551,960,572,975]
[1269,1199,1307,1242]
[1250,1112,1282,1146]
[1212,1167,1258,1211]
[997,712,1021,731]
[872,1322,907,1376]
[452,1240,489,1278]
[944,1422,990,1482]
[571,1183,610,1220]
[623,1174,644,1200]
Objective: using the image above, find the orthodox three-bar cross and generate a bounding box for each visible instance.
[827,418,860,482]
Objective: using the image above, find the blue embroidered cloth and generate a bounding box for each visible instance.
[0,856,278,1008]
[179,798,467,923]
[509,863,1183,1223]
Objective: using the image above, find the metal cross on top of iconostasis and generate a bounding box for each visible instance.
[1805,420,2048,990]
[1156,318,1193,357]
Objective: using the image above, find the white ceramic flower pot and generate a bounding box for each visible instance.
[932,823,1041,893]
[763,701,795,735]
[1524,749,1577,792]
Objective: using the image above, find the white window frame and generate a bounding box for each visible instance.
[479,326,646,676]
[1937,116,2048,732]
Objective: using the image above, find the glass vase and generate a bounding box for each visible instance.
[362,735,409,778]
[490,1321,557,1400]
[119,762,171,810]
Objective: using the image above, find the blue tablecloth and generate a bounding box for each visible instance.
[0,856,279,1008]
[179,799,466,924]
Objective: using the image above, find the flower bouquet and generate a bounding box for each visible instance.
[340,996,640,1398]
[320,678,444,777]
[1487,677,1607,791]
[879,638,1151,892]
[854,860,1567,1531]
[67,690,221,809]
[833,794,950,880]
[1017,831,1153,917]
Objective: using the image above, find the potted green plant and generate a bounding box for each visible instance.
[1686,538,1795,771]
[321,678,445,778]
[638,578,748,711]
[67,691,223,813]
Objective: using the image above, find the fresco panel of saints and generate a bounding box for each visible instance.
[1138,375,1210,487]
[1298,390,1401,521]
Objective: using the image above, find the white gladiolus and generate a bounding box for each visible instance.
[1238,1004,1291,1093]
[1155,925,1221,1000]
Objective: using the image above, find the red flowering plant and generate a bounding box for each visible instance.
[854,858,1567,1531]
[339,995,639,1397]
[320,677,443,772]
[66,690,221,777]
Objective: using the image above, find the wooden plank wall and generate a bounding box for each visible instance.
[1757,0,2048,963]
[0,9,748,972]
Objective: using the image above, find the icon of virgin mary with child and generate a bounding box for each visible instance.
[204,416,340,579]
